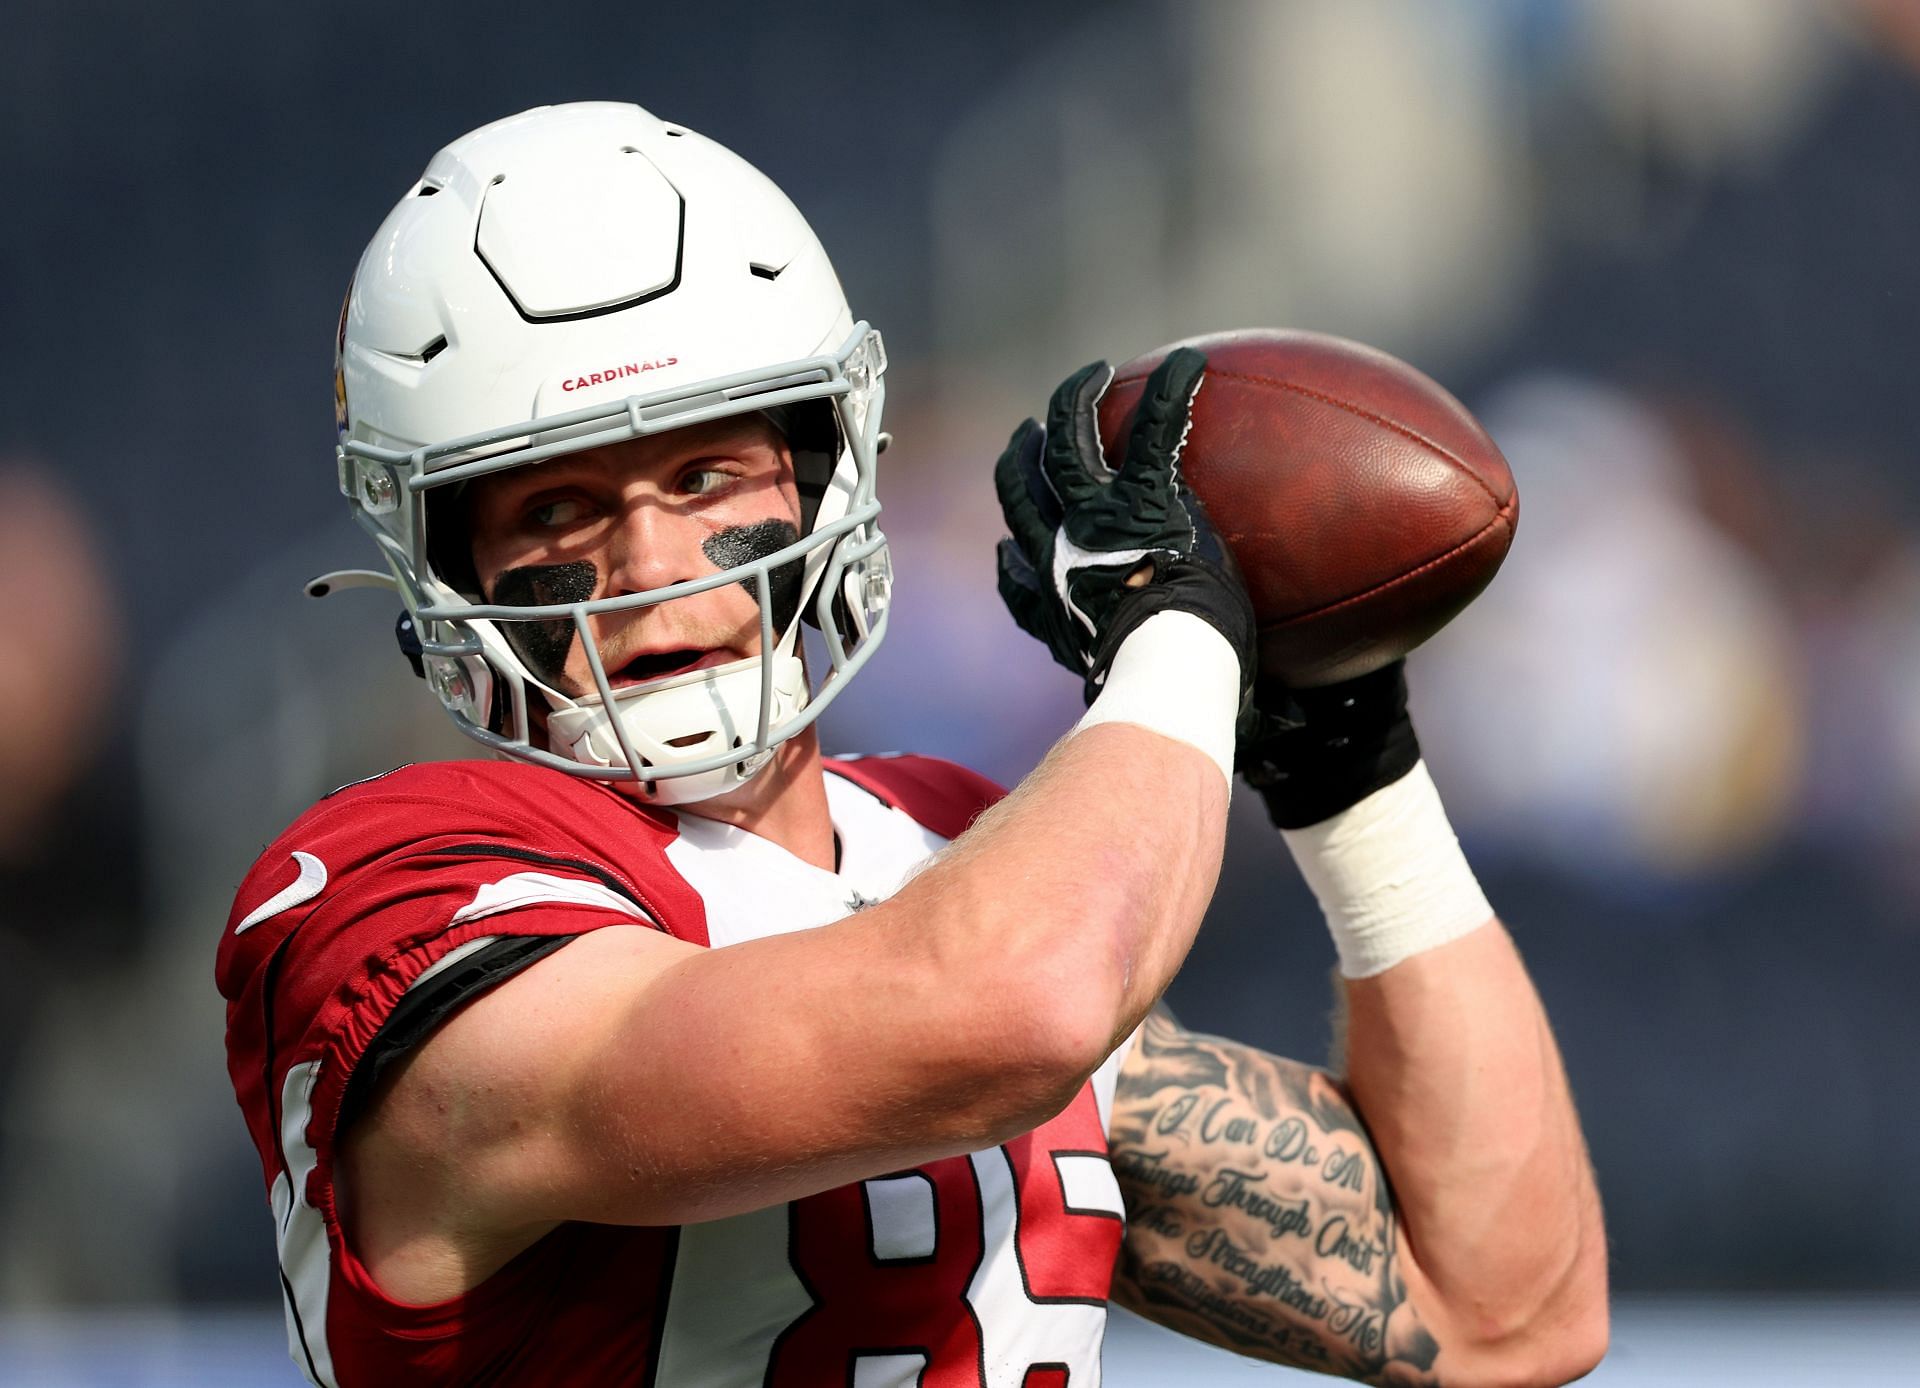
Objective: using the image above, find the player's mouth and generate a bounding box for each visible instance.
[607,647,737,688]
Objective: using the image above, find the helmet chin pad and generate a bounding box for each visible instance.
[544,649,811,805]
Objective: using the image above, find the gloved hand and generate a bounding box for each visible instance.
[1237,661,1421,829]
[994,348,1256,705]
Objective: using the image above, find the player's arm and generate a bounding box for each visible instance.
[345,715,1226,1282]
[1112,943,1603,1387]
[1108,670,1607,1386]
[1109,1002,1441,1383]
[340,349,1255,1288]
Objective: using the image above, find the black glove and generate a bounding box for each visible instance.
[1237,661,1421,829]
[994,348,1256,705]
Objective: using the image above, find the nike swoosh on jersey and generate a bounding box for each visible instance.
[235,851,329,934]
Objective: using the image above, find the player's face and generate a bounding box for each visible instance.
[465,414,803,699]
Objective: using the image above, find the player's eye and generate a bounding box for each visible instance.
[527,497,589,528]
[681,467,737,497]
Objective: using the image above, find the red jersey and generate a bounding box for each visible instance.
[217,756,1131,1387]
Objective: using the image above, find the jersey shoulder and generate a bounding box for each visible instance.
[825,753,1005,842]
[221,760,672,954]
[218,763,680,1104]
[218,760,690,1000]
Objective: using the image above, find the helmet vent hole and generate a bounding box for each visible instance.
[419,335,448,364]
[415,183,441,198]
[665,732,711,749]
[490,174,505,185]
[749,263,782,281]
[620,145,639,154]
[664,127,686,137]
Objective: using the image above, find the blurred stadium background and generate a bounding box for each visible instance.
[3,0,1917,1381]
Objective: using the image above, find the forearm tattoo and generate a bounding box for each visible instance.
[1109,1007,1441,1385]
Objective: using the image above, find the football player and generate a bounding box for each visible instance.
[218,103,1606,1386]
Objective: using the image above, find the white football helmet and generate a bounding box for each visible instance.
[323,102,891,804]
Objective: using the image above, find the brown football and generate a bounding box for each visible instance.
[1098,329,1517,687]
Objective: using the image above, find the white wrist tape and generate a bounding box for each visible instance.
[1280,760,1493,978]
[1074,610,1238,784]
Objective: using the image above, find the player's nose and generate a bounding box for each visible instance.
[604,499,705,597]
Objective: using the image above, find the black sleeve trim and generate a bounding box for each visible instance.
[336,933,579,1138]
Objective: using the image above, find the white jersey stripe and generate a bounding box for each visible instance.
[405,934,500,993]
[448,870,653,926]
[271,1060,337,1387]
